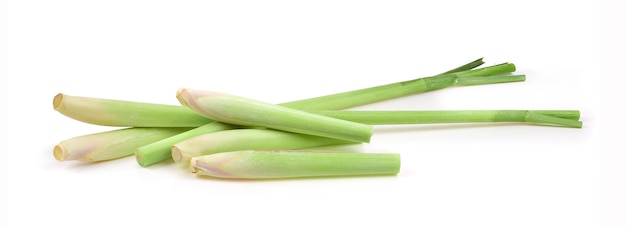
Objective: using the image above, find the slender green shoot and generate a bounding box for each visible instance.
[308,110,582,127]
[177,89,374,143]
[190,150,401,179]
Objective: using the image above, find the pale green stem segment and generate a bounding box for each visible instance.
[172,129,353,164]
[308,110,582,128]
[53,94,209,127]
[137,60,516,166]
[190,150,401,179]
[136,123,236,166]
[54,127,192,162]
[177,89,374,143]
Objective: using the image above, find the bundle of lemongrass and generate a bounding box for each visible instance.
[52,58,582,179]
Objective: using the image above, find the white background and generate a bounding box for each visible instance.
[3,0,625,227]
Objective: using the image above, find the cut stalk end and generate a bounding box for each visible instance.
[172,146,183,163]
[135,152,146,167]
[190,157,199,173]
[53,145,66,161]
[53,93,64,110]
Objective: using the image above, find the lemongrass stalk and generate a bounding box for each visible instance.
[172,129,353,164]
[308,110,582,128]
[177,89,374,143]
[137,59,516,166]
[54,127,192,162]
[172,110,580,163]
[53,94,209,127]
[190,150,401,179]
[54,60,508,128]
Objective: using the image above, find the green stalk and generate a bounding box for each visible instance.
[54,127,192,162]
[172,129,354,164]
[54,60,511,128]
[136,59,518,166]
[172,109,581,163]
[190,150,401,179]
[177,89,374,143]
[309,110,582,127]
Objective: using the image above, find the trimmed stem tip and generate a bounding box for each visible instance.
[177,89,373,143]
[190,150,401,179]
[53,145,67,161]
